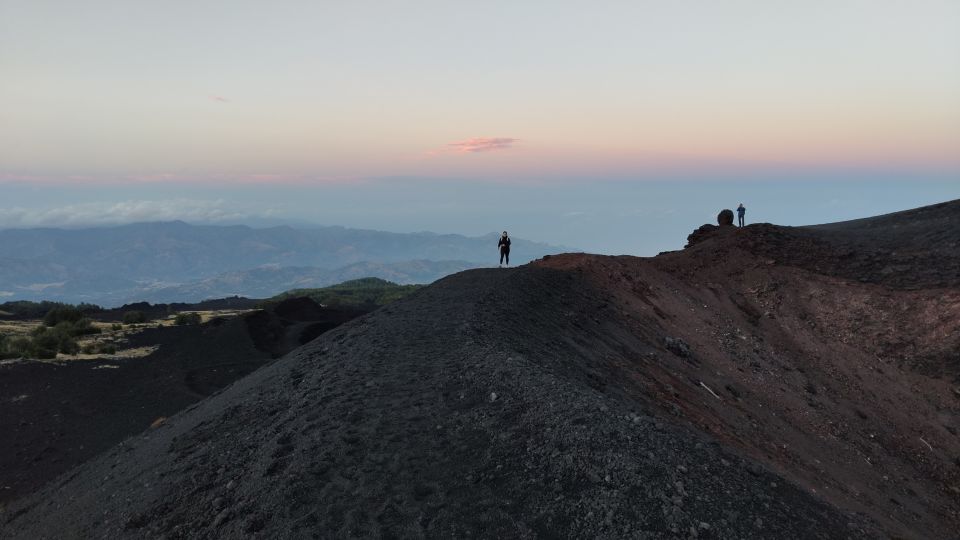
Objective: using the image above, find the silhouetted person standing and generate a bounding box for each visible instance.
[498,231,511,267]
[737,203,746,227]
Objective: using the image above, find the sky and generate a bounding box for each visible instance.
[1,0,958,254]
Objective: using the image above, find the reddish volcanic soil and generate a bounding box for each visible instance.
[1,200,957,539]
[537,204,960,538]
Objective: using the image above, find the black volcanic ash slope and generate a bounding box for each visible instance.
[2,267,877,538]
[0,298,365,507]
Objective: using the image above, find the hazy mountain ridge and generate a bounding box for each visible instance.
[0,222,567,304]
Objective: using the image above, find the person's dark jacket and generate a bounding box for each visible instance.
[498,236,511,251]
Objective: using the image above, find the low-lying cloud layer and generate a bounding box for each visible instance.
[448,137,518,153]
[0,199,276,229]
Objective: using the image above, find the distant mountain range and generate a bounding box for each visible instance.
[0,222,570,305]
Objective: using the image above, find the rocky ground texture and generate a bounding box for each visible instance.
[2,200,958,539]
[0,298,365,506]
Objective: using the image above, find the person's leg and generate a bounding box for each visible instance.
[505,250,510,265]
[499,250,505,265]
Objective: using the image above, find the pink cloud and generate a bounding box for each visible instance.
[447,137,518,153]
[209,95,230,103]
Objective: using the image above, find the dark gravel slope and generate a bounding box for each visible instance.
[0,320,267,507]
[8,200,957,539]
[2,266,876,539]
[0,300,365,507]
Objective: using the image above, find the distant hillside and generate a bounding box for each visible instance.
[267,278,422,309]
[0,222,569,304]
[129,260,474,304]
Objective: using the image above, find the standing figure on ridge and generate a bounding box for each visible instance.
[498,231,511,267]
[737,203,746,227]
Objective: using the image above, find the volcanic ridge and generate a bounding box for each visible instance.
[2,200,959,539]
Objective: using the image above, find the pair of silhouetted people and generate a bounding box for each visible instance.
[498,205,745,265]
[498,231,511,266]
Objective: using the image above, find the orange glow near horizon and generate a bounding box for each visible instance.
[1,2,958,185]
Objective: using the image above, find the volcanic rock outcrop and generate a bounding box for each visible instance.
[3,200,958,539]
[717,208,735,226]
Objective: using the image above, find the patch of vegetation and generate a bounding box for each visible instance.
[0,300,101,320]
[1,335,34,360]
[267,278,422,309]
[81,342,116,355]
[0,318,102,359]
[43,306,85,326]
[122,311,147,325]
[174,312,202,325]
